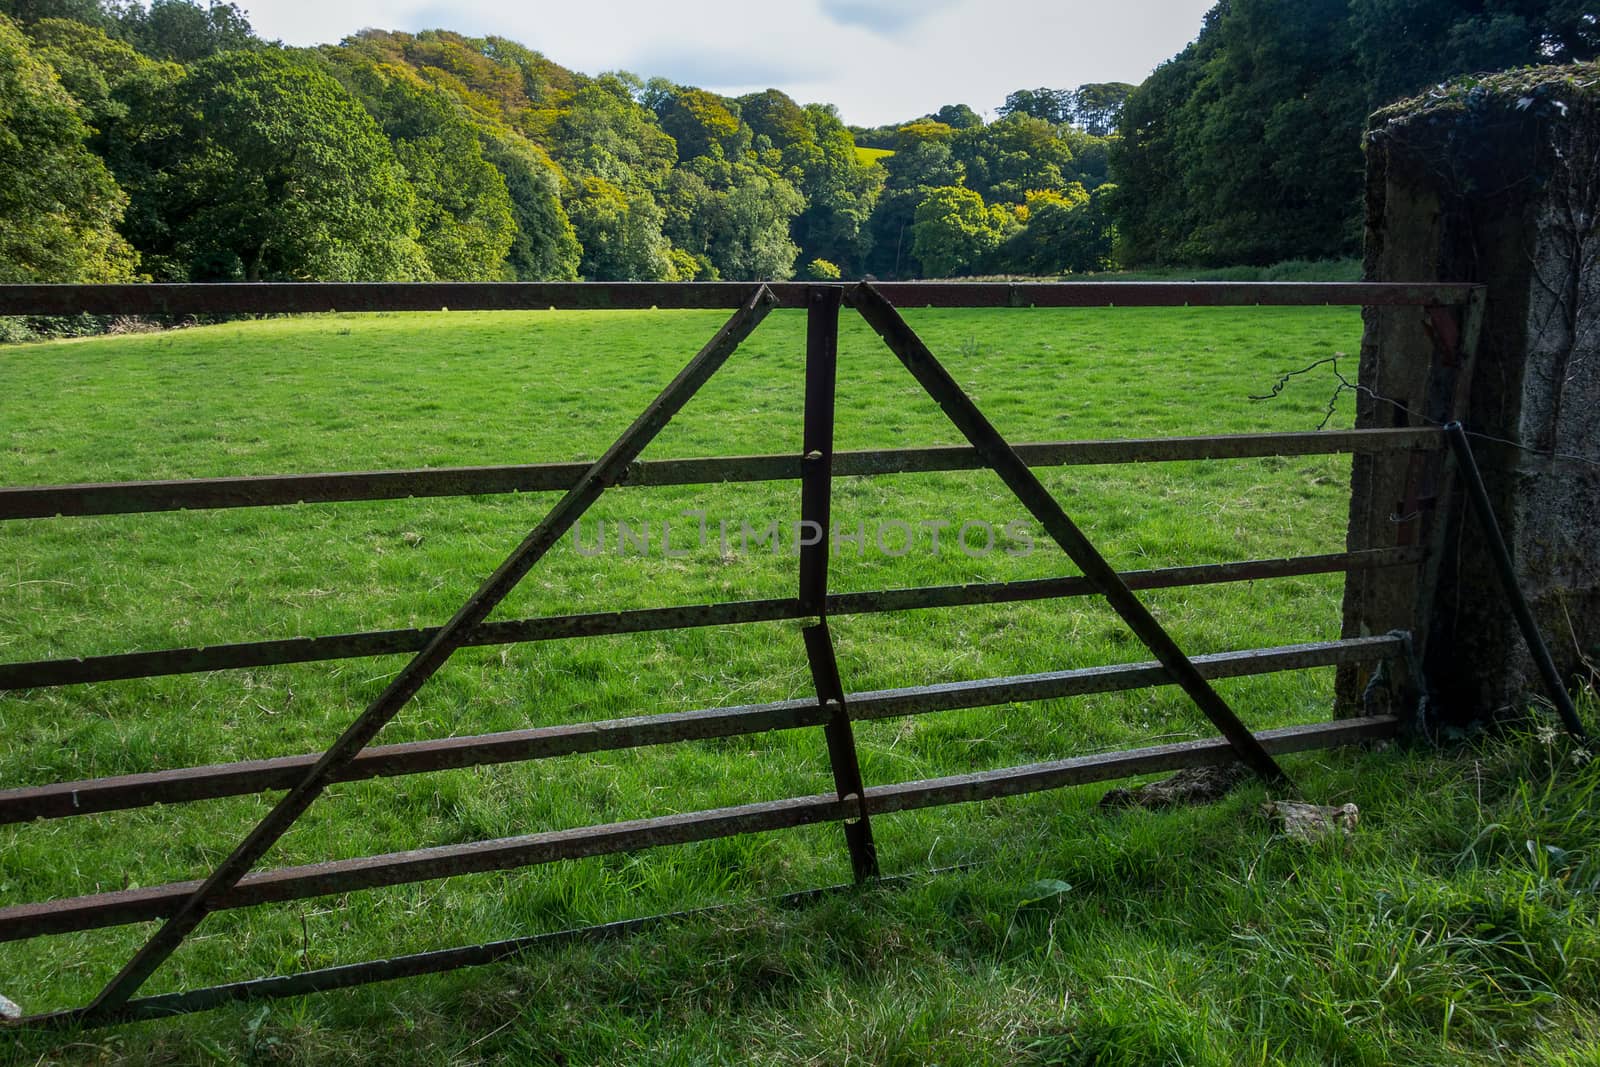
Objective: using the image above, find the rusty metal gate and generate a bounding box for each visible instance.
[0,280,1480,1028]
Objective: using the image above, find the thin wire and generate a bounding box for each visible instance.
[1249,356,1600,471]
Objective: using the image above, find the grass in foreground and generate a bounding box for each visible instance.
[4,304,1589,1061]
[6,720,1599,1065]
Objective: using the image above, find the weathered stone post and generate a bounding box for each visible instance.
[1340,65,1599,732]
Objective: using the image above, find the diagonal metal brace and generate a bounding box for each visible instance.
[80,285,779,1020]
[803,622,878,882]
[851,282,1291,788]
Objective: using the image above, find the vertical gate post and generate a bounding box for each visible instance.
[1341,68,1600,732]
[800,284,879,881]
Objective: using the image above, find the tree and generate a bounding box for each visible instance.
[1004,184,1116,274]
[550,74,677,193]
[705,165,803,279]
[1109,0,1599,267]
[325,57,515,279]
[997,87,1072,124]
[1352,0,1600,105]
[933,103,983,129]
[647,82,743,160]
[566,176,672,280]
[743,95,881,273]
[0,0,117,32]
[910,185,1014,277]
[123,49,426,280]
[24,16,178,130]
[1070,82,1134,136]
[1107,31,1210,265]
[119,0,257,63]
[478,128,580,279]
[952,112,1077,204]
[1109,0,1362,266]
[0,14,138,282]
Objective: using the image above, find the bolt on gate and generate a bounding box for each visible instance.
[0,279,1480,1028]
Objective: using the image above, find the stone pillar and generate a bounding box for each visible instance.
[1340,65,1600,732]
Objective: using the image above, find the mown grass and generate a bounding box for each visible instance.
[1,305,1593,1062]
[853,146,894,167]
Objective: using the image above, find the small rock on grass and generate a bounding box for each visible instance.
[1263,800,1359,841]
[0,993,20,1020]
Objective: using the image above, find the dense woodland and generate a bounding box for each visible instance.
[1113,0,1599,265]
[0,0,1595,287]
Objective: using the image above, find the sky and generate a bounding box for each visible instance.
[241,0,1216,127]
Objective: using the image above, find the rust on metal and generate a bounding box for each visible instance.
[798,286,880,881]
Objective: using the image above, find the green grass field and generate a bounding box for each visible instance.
[2,306,1597,1064]
[853,146,894,167]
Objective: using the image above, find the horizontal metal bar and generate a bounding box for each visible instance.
[864,715,1397,813]
[0,549,1420,690]
[0,429,1444,520]
[0,634,1403,824]
[0,795,854,941]
[0,715,1397,943]
[0,282,1477,317]
[17,866,977,1027]
[870,282,1476,309]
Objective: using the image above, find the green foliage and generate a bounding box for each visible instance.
[1005,186,1093,275]
[330,30,581,280]
[932,102,984,129]
[659,157,804,279]
[1111,0,1599,267]
[952,112,1079,204]
[122,48,427,280]
[119,0,256,63]
[775,100,881,273]
[856,99,1117,278]
[0,0,115,31]
[551,73,677,193]
[1070,82,1134,136]
[1353,0,1600,105]
[23,16,177,130]
[567,176,672,280]
[646,81,743,161]
[910,184,1015,277]
[804,257,841,280]
[323,58,515,280]
[478,127,580,280]
[893,118,956,148]
[997,86,1072,124]
[0,13,138,281]
[707,166,803,279]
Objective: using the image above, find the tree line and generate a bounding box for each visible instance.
[12,0,1589,286]
[0,0,1125,286]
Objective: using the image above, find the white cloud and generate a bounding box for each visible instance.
[816,0,963,35]
[242,0,1216,126]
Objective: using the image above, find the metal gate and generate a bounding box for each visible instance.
[0,279,1479,1027]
